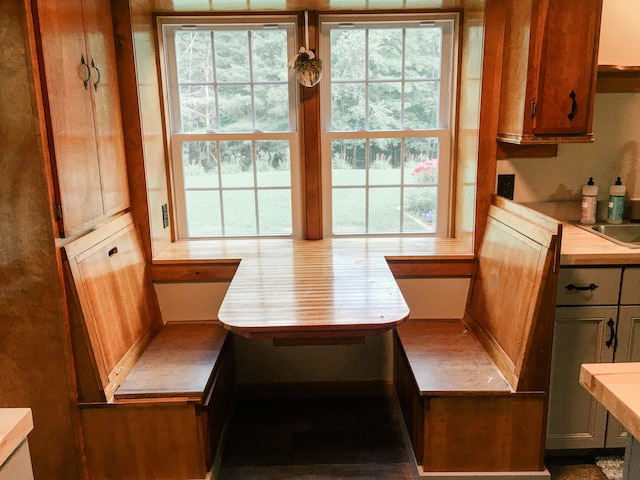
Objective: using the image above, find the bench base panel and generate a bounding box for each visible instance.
[415,468,550,480]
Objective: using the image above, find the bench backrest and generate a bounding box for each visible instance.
[464,196,562,392]
[63,214,163,402]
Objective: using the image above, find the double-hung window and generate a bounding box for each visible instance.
[159,17,301,238]
[321,14,457,236]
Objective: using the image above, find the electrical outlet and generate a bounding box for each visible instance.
[497,174,515,200]
[162,203,169,228]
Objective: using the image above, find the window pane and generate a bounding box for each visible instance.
[330,29,366,81]
[252,30,289,82]
[258,189,292,234]
[332,139,366,186]
[179,85,217,133]
[369,187,400,233]
[182,141,218,189]
[220,141,253,188]
[404,81,440,130]
[369,138,401,185]
[256,140,290,187]
[332,188,366,234]
[186,190,222,236]
[368,82,401,130]
[254,84,290,132]
[404,138,439,185]
[175,31,214,83]
[331,83,365,131]
[218,85,252,132]
[405,27,442,79]
[223,190,257,235]
[214,30,250,82]
[403,186,436,232]
[368,28,402,80]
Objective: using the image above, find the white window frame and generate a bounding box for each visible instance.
[157,16,303,239]
[320,13,458,237]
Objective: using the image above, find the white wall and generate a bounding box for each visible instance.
[598,0,640,67]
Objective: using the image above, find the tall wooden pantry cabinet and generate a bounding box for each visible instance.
[33,0,130,237]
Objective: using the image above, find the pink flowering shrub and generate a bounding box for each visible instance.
[410,158,438,179]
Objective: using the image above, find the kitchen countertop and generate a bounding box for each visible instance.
[560,222,640,265]
[0,409,33,466]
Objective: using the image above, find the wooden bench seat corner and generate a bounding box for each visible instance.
[393,196,562,476]
[62,213,235,480]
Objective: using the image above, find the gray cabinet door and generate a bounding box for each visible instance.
[546,306,617,450]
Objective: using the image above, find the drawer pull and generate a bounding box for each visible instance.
[605,318,617,351]
[108,247,118,257]
[564,283,598,291]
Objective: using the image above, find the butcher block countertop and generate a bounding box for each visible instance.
[155,237,475,338]
[580,363,640,440]
[0,409,33,466]
[560,222,640,266]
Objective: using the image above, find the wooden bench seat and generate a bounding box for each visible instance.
[395,319,511,395]
[63,214,234,480]
[394,196,562,478]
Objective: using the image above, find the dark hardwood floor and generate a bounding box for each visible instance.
[217,395,416,479]
[216,394,619,480]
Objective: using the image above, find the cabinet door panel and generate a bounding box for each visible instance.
[546,306,616,449]
[534,0,601,135]
[606,306,640,447]
[34,0,103,235]
[81,0,130,217]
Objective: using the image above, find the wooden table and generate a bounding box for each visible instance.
[580,363,640,480]
[217,239,411,339]
[154,236,475,339]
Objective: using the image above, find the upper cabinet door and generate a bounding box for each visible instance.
[81,0,130,218]
[533,0,602,136]
[34,0,104,234]
[497,0,603,144]
[34,0,130,237]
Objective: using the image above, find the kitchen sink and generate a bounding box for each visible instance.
[581,222,640,248]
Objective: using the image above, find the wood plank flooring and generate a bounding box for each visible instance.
[217,395,621,480]
[217,396,415,479]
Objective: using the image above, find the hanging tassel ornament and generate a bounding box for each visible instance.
[289,11,322,87]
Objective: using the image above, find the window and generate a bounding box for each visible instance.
[321,14,457,236]
[159,13,457,239]
[159,17,301,238]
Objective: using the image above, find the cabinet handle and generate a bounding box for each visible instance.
[91,59,101,91]
[108,247,118,257]
[568,90,577,121]
[81,55,90,90]
[605,318,617,351]
[564,283,598,291]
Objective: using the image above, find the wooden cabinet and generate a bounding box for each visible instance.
[34,0,129,237]
[498,0,603,144]
[547,267,640,450]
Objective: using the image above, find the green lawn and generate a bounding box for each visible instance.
[184,169,436,236]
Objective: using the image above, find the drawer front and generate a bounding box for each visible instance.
[621,268,640,305]
[556,268,621,306]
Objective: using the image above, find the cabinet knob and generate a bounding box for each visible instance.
[568,90,577,121]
